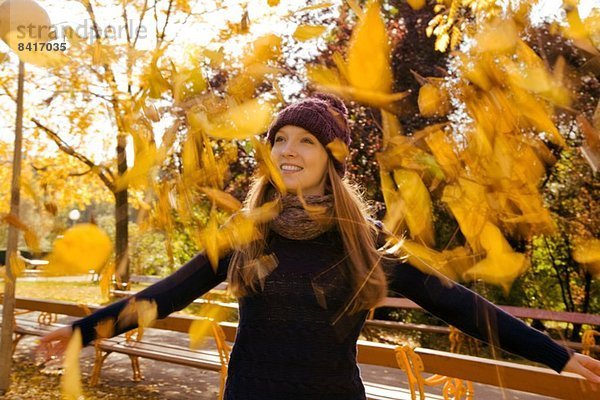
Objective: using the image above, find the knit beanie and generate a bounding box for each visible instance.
[266,93,351,176]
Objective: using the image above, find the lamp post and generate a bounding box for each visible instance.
[68,208,81,226]
[0,0,52,393]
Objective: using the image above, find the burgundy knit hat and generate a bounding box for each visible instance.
[266,93,351,176]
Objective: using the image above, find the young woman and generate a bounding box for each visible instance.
[41,94,600,399]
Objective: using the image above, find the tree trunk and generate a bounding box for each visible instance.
[114,132,129,289]
[0,60,25,394]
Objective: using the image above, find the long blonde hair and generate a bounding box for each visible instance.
[227,158,388,314]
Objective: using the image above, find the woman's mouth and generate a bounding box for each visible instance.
[281,164,303,174]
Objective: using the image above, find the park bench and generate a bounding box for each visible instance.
[4,295,599,399]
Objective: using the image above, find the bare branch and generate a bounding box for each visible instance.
[31,118,116,191]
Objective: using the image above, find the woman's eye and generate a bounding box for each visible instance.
[302,138,314,144]
[275,136,284,142]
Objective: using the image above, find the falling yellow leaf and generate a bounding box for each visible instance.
[572,238,600,278]
[347,0,392,94]
[462,251,528,295]
[294,2,334,12]
[418,83,450,117]
[462,222,528,294]
[197,99,274,140]
[242,34,282,67]
[61,328,83,400]
[474,18,518,53]
[293,25,327,41]
[379,170,406,236]
[137,299,158,328]
[99,262,115,301]
[393,169,435,246]
[114,132,158,191]
[407,0,425,10]
[95,318,115,339]
[200,187,242,212]
[253,138,287,193]
[45,223,113,276]
[198,214,222,269]
[267,0,280,6]
[8,253,26,279]
[401,240,457,281]
[326,138,349,164]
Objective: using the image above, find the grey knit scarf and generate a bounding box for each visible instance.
[269,191,335,240]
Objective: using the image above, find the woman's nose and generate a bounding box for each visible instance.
[281,142,297,157]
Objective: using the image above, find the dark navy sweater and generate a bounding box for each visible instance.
[72,228,573,400]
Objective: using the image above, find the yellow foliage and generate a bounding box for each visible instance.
[347,0,392,94]
[196,99,274,140]
[253,138,287,194]
[200,187,243,212]
[242,34,282,67]
[189,306,227,349]
[45,223,113,276]
[60,328,83,400]
[293,25,327,41]
[462,222,528,294]
[326,138,349,164]
[418,83,450,117]
[474,18,518,53]
[407,0,425,10]
[117,298,158,329]
[572,238,600,278]
[393,169,435,246]
[8,253,26,279]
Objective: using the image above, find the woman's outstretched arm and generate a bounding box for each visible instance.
[39,251,232,355]
[384,260,575,373]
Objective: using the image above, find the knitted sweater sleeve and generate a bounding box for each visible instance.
[72,251,231,346]
[383,260,574,373]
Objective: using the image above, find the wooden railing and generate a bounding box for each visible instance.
[7,296,599,399]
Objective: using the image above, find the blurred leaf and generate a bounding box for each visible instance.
[347,0,392,93]
[45,223,113,276]
[8,253,26,279]
[293,25,327,41]
[196,99,274,140]
[326,138,349,164]
[200,187,242,212]
[393,169,435,246]
[60,328,83,400]
[252,138,286,193]
[474,18,518,53]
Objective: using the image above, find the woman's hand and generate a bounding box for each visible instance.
[36,325,73,363]
[563,353,600,387]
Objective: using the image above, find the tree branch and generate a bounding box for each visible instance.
[31,118,115,191]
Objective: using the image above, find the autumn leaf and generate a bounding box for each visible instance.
[407,0,425,11]
[8,253,26,279]
[44,223,113,276]
[189,306,228,350]
[195,99,274,140]
[293,25,327,41]
[474,18,518,54]
[326,138,349,164]
[393,169,435,246]
[99,261,115,301]
[347,0,392,93]
[136,300,158,328]
[95,317,115,339]
[572,238,600,278]
[418,83,450,117]
[60,328,83,400]
[253,138,287,194]
[200,187,242,212]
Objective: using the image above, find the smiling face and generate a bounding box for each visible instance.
[270,125,330,196]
